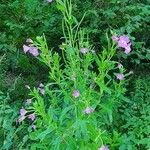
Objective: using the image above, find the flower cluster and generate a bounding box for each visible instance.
[72,90,94,115]
[18,90,36,129]
[112,34,133,80]
[112,35,132,54]
[23,38,39,56]
[18,107,35,121]
[18,82,46,129]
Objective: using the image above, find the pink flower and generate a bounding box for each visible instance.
[29,47,39,56]
[26,99,32,105]
[20,107,26,116]
[23,45,30,53]
[98,146,109,150]
[116,35,132,54]
[120,35,130,43]
[28,114,36,121]
[116,73,125,80]
[124,42,131,54]
[80,48,88,54]
[23,45,39,57]
[112,34,132,54]
[83,107,94,114]
[117,63,123,69]
[112,35,119,41]
[26,38,33,43]
[72,90,80,98]
[118,35,130,48]
[117,35,131,52]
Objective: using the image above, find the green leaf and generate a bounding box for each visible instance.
[59,105,74,124]
[35,128,54,141]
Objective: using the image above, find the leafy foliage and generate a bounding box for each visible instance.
[0,0,60,95]
[73,0,150,64]
[0,0,150,149]
[120,75,150,149]
[0,91,18,149]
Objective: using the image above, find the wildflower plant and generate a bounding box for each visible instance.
[20,0,132,149]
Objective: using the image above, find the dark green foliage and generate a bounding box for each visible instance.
[73,0,150,65]
[0,91,18,149]
[120,75,150,149]
[0,91,36,150]
[0,0,61,95]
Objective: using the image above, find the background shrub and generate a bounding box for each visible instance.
[119,74,150,149]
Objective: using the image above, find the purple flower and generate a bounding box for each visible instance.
[23,45,39,57]
[98,146,109,150]
[112,35,119,41]
[31,124,36,130]
[116,73,125,80]
[80,48,88,54]
[117,63,123,69]
[18,116,25,123]
[26,38,33,43]
[120,35,130,43]
[124,42,131,54]
[29,47,39,56]
[83,107,94,114]
[23,45,30,53]
[114,35,132,54]
[20,107,26,116]
[26,99,32,105]
[28,114,36,121]
[112,34,132,54]
[72,90,80,98]
[118,35,130,48]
